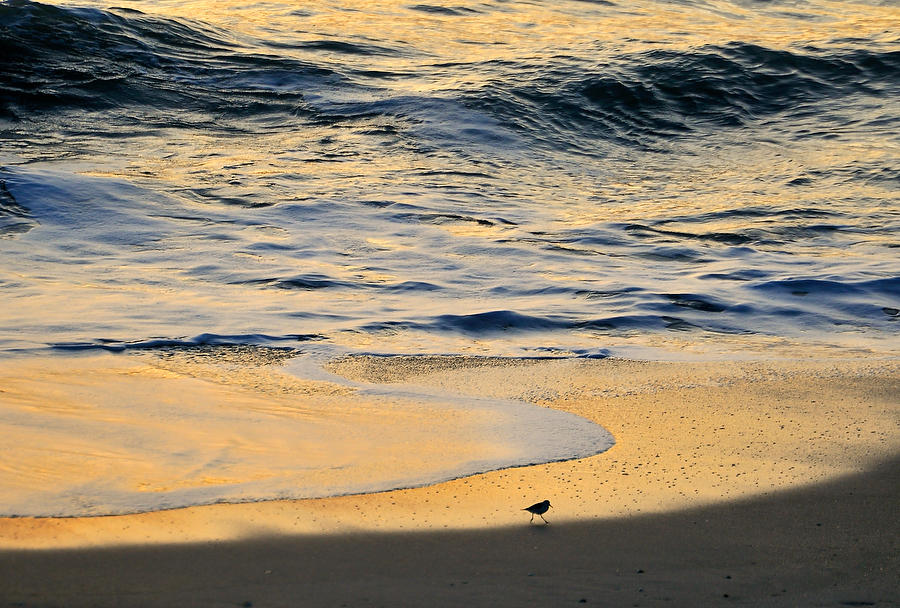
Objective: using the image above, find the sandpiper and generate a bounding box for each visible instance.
[524,499,551,524]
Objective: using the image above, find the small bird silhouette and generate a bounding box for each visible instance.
[523,499,551,524]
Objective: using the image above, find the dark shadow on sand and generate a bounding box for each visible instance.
[2,455,898,607]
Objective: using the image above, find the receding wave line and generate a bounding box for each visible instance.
[51,333,322,352]
[359,309,742,336]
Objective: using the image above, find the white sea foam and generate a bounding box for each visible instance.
[0,351,613,517]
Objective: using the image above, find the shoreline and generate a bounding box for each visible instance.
[0,351,614,519]
[1,356,896,536]
[1,355,898,605]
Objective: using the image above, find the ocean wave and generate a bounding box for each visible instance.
[3,1,897,151]
[51,332,320,352]
[0,2,897,356]
[752,277,900,298]
[0,177,37,237]
[462,43,900,149]
[0,1,322,119]
[358,309,750,337]
[408,4,481,16]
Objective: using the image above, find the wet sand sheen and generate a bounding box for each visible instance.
[0,351,612,517]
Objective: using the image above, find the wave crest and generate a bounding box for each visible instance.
[0,1,319,119]
[463,42,899,149]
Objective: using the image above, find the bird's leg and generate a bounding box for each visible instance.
[530,513,535,523]
[540,514,549,524]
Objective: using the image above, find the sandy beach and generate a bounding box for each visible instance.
[1,356,898,606]
[4,0,899,605]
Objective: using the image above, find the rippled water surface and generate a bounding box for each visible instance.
[2,0,898,356]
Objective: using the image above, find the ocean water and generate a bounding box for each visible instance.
[0,0,898,515]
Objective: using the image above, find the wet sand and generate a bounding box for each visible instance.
[1,352,608,518]
[1,356,898,606]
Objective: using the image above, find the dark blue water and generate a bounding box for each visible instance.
[1,0,898,358]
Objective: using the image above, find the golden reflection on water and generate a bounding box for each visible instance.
[53,0,897,240]
[55,0,893,212]
[94,0,900,54]
[3,0,895,357]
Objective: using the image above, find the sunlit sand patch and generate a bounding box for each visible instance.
[0,356,896,550]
